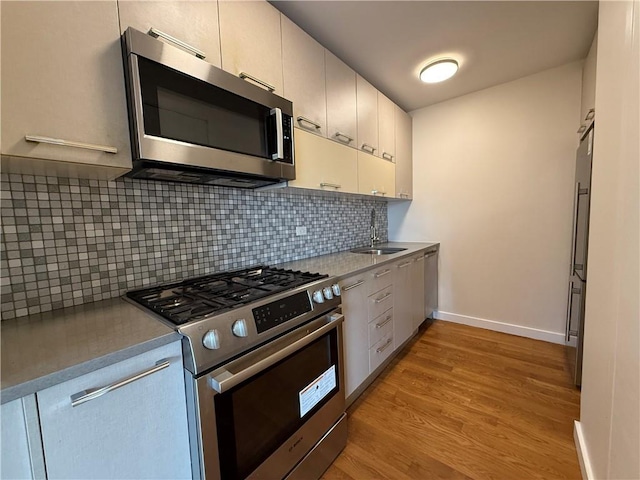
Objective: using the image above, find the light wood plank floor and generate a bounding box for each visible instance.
[323,320,582,480]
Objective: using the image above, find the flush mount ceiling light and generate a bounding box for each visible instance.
[419,59,459,83]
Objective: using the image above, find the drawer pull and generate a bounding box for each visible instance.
[374,269,391,278]
[148,28,206,59]
[70,359,170,407]
[375,316,392,329]
[424,251,437,258]
[361,143,376,154]
[382,152,394,161]
[297,116,322,130]
[376,338,393,353]
[239,72,276,92]
[334,131,353,143]
[343,280,365,291]
[374,292,392,304]
[398,261,412,269]
[320,182,341,189]
[414,256,424,262]
[25,135,117,154]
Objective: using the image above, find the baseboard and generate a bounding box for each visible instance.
[433,310,567,345]
[574,421,594,480]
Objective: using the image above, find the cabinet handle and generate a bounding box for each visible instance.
[375,316,392,329]
[239,72,275,92]
[334,131,353,143]
[585,108,595,121]
[371,190,387,196]
[343,280,365,291]
[382,152,394,161]
[70,359,170,407]
[399,193,410,199]
[398,261,412,269]
[374,292,392,304]
[376,338,393,353]
[577,124,587,134]
[374,269,391,278]
[320,182,341,189]
[148,28,205,59]
[297,116,322,130]
[414,256,424,262]
[424,251,437,259]
[25,135,117,154]
[361,143,376,154]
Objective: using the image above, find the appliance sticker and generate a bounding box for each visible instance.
[299,365,336,418]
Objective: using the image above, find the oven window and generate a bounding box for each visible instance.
[137,57,271,159]
[215,329,340,480]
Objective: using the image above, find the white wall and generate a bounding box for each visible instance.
[578,1,639,478]
[388,61,582,340]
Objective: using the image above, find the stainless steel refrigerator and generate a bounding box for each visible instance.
[566,123,594,387]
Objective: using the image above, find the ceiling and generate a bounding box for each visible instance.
[271,1,598,112]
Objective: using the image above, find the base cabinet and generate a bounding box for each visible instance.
[1,396,44,480]
[340,274,370,399]
[424,248,439,320]
[37,341,191,480]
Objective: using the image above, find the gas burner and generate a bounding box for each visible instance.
[127,266,328,326]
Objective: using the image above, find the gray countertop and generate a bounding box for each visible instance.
[1,242,438,403]
[1,298,179,404]
[276,242,439,279]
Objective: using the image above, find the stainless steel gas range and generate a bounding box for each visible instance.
[127,266,347,480]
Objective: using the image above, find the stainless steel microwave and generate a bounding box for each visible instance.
[121,27,295,188]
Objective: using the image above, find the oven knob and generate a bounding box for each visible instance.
[323,287,334,300]
[312,290,325,304]
[331,284,341,297]
[202,329,221,350]
[232,319,248,338]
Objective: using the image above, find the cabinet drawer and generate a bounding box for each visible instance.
[369,330,394,373]
[368,308,393,348]
[368,266,393,295]
[368,285,393,320]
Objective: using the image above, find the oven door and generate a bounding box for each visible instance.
[193,311,345,480]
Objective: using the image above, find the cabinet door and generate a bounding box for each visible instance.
[37,341,191,480]
[356,75,379,155]
[357,150,396,198]
[378,93,396,162]
[325,50,357,148]
[219,0,284,95]
[1,1,132,179]
[424,250,439,319]
[282,15,327,136]
[118,0,221,67]
[289,128,358,194]
[412,255,426,329]
[393,258,414,348]
[395,106,413,199]
[1,397,43,480]
[340,275,370,400]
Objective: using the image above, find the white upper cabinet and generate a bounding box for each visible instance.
[356,75,379,156]
[290,129,358,194]
[325,50,358,147]
[281,15,327,137]
[118,1,221,67]
[1,1,132,179]
[377,92,396,162]
[357,150,395,198]
[219,0,284,95]
[395,106,413,199]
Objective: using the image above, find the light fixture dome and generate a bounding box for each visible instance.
[419,59,459,83]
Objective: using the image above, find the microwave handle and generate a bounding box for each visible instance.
[270,107,284,161]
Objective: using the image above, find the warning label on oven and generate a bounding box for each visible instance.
[299,365,336,417]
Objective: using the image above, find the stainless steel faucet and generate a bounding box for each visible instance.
[370,208,380,247]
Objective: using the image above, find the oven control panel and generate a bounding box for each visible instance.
[253,291,312,334]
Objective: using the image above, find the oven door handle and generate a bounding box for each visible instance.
[209,313,344,394]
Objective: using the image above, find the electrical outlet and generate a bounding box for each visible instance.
[295,226,307,236]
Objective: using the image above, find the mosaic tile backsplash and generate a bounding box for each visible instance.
[0,174,388,320]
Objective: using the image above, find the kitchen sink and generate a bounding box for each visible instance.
[350,247,407,255]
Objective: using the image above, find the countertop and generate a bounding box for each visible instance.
[276,242,439,279]
[1,242,438,403]
[1,298,179,404]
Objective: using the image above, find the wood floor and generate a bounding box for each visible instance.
[323,320,582,480]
